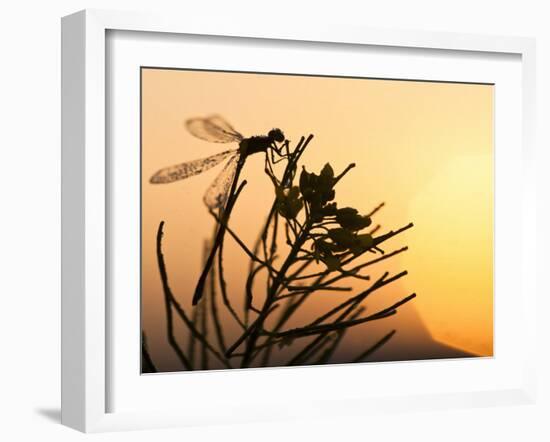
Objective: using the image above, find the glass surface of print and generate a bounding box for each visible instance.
[140,68,493,373]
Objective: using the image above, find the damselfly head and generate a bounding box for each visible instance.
[268,128,285,143]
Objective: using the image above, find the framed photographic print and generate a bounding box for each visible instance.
[61,9,537,432]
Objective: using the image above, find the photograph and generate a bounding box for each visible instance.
[140,67,494,373]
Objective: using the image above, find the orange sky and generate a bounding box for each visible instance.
[141,68,493,370]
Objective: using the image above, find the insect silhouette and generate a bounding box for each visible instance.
[150,115,288,305]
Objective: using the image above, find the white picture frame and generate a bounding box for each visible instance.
[61,9,537,433]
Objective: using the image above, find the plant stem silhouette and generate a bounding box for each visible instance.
[144,134,416,372]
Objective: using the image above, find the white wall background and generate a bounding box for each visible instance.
[0,1,548,440]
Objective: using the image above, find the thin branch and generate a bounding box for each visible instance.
[288,247,408,300]
[277,286,352,299]
[310,271,407,326]
[157,221,230,368]
[333,163,356,185]
[141,332,158,373]
[200,289,209,370]
[344,246,408,272]
[246,261,269,311]
[286,302,367,366]
[187,296,199,367]
[368,224,381,235]
[209,257,226,353]
[170,289,231,368]
[366,202,385,218]
[156,221,192,370]
[210,210,279,274]
[288,270,331,281]
[373,223,414,247]
[290,307,365,366]
[285,284,352,292]
[192,165,247,305]
[264,294,416,339]
[216,210,246,330]
[332,224,413,270]
[352,330,396,363]
[257,295,304,366]
[269,211,279,258]
[236,220,313,365]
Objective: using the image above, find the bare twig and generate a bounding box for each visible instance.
[352,330,396,363]
[141,332,158,373]
[264,294,416,339]
[216,209,246,330]
[310,271,407,326]
[291,307,365,366]
[156,221,192,370]
[366,202,385,218]
[209,256,226,353]
[157,221,231,368]
[187,297,199,367]
[210,209,280,275]
[200,289,209,370]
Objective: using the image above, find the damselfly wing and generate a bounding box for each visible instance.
[150,115,286,212]
[186,115,244,144]
[149,115,245,211]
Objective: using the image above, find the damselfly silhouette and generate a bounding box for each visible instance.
[150,115,288,305]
